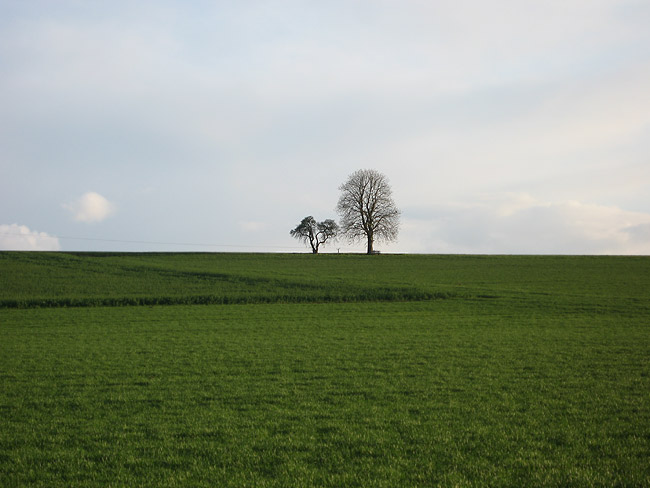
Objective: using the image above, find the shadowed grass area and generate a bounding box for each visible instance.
[0,252,460,308]
[1,252,649,310]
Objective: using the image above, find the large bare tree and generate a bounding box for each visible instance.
[290,216,339,254]
[336,169,400,254]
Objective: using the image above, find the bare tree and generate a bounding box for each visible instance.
[336,169,400,254]
[290,216,339,254]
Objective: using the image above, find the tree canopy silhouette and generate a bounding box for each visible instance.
[336,169,400,254]
[290,216,339,254]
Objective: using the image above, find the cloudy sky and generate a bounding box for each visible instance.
[1,0,649,253]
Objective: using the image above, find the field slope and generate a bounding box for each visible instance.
[1,252,649,486]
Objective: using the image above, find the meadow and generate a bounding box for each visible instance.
[1,252,649,486]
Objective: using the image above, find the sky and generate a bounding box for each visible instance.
[1,0,649,254]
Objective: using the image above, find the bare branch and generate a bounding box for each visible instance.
[336,169,400,254]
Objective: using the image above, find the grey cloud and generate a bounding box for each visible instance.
[399,196,650,255]
[624,223,650,243]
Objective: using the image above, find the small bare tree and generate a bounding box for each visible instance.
[336,169,400,254]
[290,216,339,254]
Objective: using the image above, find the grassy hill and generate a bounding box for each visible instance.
[1,252,649,486]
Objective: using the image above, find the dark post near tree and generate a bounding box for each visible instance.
[290,216,339,254]
[336,169,400,254]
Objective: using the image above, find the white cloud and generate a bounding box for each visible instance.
[64,192,115,223]
[397,194,650,255]
[0,224,61,250]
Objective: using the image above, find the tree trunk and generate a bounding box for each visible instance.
[367,235,374,254]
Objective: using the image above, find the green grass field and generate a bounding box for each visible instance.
[1,252,649,486]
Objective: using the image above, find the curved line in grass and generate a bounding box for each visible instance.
[0,290,467,309]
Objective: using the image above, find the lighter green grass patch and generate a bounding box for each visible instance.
[2,297,649,486]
